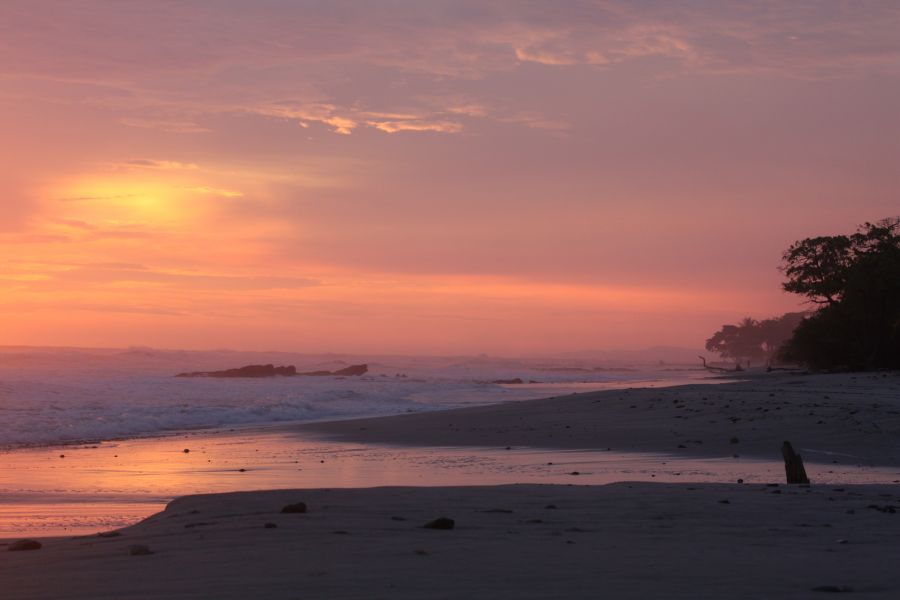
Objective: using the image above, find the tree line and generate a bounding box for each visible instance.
[706,217,900,371]
[705,313,807,367]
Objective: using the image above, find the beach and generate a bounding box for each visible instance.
[5,482,900,599]
[2,372,899,598]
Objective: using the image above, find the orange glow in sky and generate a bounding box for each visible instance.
[1,1,898,354]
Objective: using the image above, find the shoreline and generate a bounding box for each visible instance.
[0,374,727,454]
[295,371,900,467]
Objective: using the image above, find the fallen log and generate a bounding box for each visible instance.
[698,356,744,373]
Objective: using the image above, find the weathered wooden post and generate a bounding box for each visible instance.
[781,440,810,484]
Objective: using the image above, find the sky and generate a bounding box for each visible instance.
[1,1,898,355]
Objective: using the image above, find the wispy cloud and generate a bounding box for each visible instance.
[254,102,358,135]
[119,159,201,171]
[46,218,97,231]
[366,119,463,134]
[12,1,892,143]
[118,117,210,133]
[512,23,699,67]
[185,186,243,198]
[501,112,570,132]
[20,265,320,292]
[57,194,136,203]
[253,102,467,136]
[445,104,490,118]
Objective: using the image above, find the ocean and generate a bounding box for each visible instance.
[0,346,710,449]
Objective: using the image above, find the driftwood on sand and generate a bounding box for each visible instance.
[698,356,744,373]
[781,440,810,484]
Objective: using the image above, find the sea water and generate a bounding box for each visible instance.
[0,347,711,449]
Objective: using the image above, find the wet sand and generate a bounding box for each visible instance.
[8,428,896,538]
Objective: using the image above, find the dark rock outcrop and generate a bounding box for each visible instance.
[176,364,297,378]
[176,363,368,378]
[300,364,368,376]
[332,364,368,376]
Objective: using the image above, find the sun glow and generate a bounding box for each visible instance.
[52,176,205,226]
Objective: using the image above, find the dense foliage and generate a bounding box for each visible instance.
[778,217,900,371]
[705,313,807,366]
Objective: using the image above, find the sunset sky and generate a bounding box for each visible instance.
[1,1,898,354]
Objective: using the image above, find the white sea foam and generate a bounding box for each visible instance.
[0,347,709,448]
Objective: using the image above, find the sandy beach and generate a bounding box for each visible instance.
[2,373,899,598]
[2,482,899,599]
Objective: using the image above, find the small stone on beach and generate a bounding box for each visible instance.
[811,585,853,593]
[281,502,308,514]
[424,517,455,530]
[128,544,153,556]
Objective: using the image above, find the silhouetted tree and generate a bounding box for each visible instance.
[781,235,853,306]
[705,312,807,366]
[779,217,900,370]
[757,312,808,358]
[705,317,763,365]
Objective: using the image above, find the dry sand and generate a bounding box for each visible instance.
[3,483,899,599]
[2,372,899,599]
